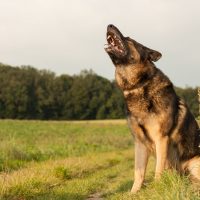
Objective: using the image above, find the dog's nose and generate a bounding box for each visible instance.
[107,24,115,31]
[107,24,116,31]
[108,24,114,29]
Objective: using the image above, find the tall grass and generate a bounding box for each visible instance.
[0,120,199,200]
[0,120,131,172]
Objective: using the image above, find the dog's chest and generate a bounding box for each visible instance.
[128,114,161,149]
[115,66,154,113]
[124,87,153,119]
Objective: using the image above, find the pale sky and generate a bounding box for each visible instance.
[0,0,199,87]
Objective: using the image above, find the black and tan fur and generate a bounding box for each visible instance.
[105,24,200,193]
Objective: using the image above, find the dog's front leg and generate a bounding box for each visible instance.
[155,136,169,179]
[131,138,149,193]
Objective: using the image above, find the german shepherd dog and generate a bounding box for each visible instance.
[105,24,200,193]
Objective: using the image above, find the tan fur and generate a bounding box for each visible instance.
[105,24,200,193]
[182,157,200,181]
[131,138,149,193]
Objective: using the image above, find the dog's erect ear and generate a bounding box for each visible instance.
[144,46,162,62]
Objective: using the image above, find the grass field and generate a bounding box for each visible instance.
[0,120,200,200]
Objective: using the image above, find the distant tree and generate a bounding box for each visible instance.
[53,75,73,119]
[0,65,30,118]
[97,82,125,119]
[175,87,199,117]
[0,63,198,119]
[65,70,114,119]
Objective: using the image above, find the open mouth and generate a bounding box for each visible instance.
[104,26,127,57]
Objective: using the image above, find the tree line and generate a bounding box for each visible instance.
[0,63,198,120]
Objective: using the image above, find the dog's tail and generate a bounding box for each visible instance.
[182,156,200,182]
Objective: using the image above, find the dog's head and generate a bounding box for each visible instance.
[105,24,162,66]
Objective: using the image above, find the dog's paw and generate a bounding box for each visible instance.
[155,173,162,180]
[131,185,141,194]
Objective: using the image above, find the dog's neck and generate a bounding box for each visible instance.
[115,61,155,91]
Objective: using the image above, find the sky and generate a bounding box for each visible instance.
[0,0,199,87]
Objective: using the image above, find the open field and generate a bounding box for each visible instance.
[0,120,200,200]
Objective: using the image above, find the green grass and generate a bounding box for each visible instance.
[0,120,200,200]
[0,120,130,172]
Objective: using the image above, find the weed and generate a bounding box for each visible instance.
[54,166,72,180]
